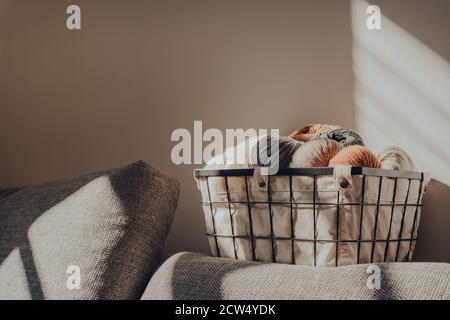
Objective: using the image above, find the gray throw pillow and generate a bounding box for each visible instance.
[0,161,180,300]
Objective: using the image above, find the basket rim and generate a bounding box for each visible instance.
[194,167,424,180]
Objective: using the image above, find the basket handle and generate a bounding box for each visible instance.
[333,165,353,190]
[252,166,271,176]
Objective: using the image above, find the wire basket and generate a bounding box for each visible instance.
[194,167,429,267]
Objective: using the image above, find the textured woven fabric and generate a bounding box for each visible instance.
[0,161,180,300]
[142,252,450,300]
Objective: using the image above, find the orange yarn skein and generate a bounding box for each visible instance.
[329,145,381,168]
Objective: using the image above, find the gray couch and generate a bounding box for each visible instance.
[1,161,449,300]
[143,252,450,300]
[0,161,179,299]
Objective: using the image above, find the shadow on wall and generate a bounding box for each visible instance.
[351,0,450,262]
[416,179,450,262]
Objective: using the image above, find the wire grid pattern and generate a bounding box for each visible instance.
[195,168,425,266]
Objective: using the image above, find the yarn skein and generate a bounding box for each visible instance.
[289,124,340,142]
[316,128,365,147]
[329,145,381,168]
[378,146,417,171]
[290,139,342,168]
[204,136,260,169]
[252,135,303,169]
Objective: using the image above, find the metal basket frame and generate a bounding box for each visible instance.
[195,167,425,266]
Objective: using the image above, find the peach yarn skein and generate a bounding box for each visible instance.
[289,124,340,142]
[329,145,381,168]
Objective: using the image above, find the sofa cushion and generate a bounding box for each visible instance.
[141,252,450,300]
[0,161,180,300]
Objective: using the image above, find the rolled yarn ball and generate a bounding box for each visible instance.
[378,146,417,171]
[251,135,302,168]
[289,124,340,142]
[317,128,365,147]
[290,139,342,168]
[329,145,381,168]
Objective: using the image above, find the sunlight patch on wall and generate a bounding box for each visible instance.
[351,0,450,185]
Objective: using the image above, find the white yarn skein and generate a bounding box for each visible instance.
[378,146,417,171]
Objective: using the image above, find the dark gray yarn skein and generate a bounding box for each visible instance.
[317,128,365,147]
[251,135,302,169]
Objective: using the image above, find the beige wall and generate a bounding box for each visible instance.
[0,0,355,255]
[0,0,448,261]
